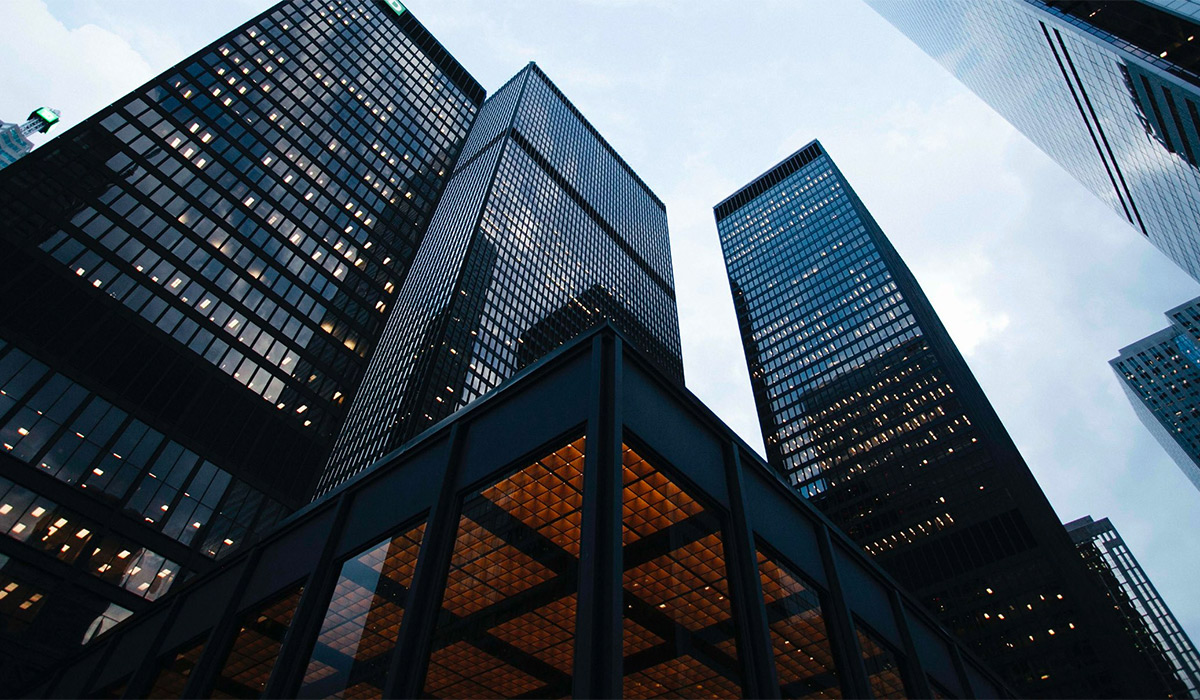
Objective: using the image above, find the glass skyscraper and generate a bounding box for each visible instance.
[320,62,683,495]
[715,140,1168,697]
[0,0,482,685]
[864,0,1200,283]
[1111,295,1200,492]
[1066,515,1200,698]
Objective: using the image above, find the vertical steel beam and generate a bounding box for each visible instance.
[180,547,265,699]
[816,525,873,699]
[722,443,780,698]
[262,494,353,697]
[572,332,623,698]
[888,589,933,698]
[383,422,467,698]
[950,644,979,699]
[120,594,189,698]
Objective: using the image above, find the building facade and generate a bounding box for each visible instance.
[1111,295,1200,492]
[864,0,1200,283]
[0,0,482,685]
[29,325,1010,700]
[1066,515,1200,698]
[319,62,683,495]
[714,140,1168,697]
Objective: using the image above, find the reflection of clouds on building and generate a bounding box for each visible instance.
[866,0,1200,282]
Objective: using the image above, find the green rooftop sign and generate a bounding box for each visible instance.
[383,0,406,16]
[34,107,58,126]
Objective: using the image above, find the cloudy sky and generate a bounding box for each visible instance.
[5,0,1199,643]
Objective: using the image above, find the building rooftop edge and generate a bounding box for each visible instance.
[713,139,825,221]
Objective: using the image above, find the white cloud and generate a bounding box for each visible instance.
[0,0,154,139]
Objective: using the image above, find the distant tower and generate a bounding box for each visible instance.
[0,108,60,169]
[1066,515,1200,698]
[715,139,1171,697]
[864,0,1200,284]
[1111,295,1200,492]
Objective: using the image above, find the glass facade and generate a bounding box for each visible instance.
[1111,295,1200,492]
[1065,516,1200,698]
[320,63,683,495]
[864,0,1200,283]
[30,325,1006,699]
[0,0,483,686]
[715,141,1170,698]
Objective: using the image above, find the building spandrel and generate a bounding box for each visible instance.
[1066,515,1200,698]
[319,63,683,496]
[715,140,1170,698]
[865,0,1200,283]
[0,0,482,686]
[1111,295,1200,492]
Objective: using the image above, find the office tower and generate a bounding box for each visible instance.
[320,62,683,495]
[715,140,1168,697]
[0,108,60,169]
[864,0,1200,283]
[33,325,1010,700]
[0,0,482,686]
[1111,295,1200,492]
[1066,515,1200,698]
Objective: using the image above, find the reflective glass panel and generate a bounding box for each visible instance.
[146,637,206,698]
[299,521,427,698]
[620,444,743,698]
[756,547,840,698]
[212,584,304,698]
[857,623,907,699]
[422,437,585,699]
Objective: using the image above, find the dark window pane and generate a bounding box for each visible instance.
[857,623,907,699]
[147,637,206,698]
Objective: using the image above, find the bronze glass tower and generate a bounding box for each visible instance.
[715,140,1168,698]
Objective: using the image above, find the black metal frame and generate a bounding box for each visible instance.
[31,324,1011,699]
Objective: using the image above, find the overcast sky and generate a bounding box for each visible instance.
[5,0,1199,645]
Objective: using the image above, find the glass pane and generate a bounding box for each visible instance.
[213,584,305,698]
[299,521,427,698]
[621,444,743,699]
[857,624,907,699]
[147,638,206,697]
[757,548,840,699]
[423,437,585,699]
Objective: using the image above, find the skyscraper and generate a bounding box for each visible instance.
[0,107,60,170]
[1111,295,1200,492]
[715,140,1167,697]
[320,62,683,495]
[0,0,482,685]
[864,0,1200,283]
[1066,515,1200,698]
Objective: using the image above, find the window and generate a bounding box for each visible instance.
[213,584,305,698]
[756,545,840,698]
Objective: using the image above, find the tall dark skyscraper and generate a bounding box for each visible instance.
[320,62,683,495]
[1066,515,1200,698]
[0,0,482,685]
[715,140,1167,698]
[1112,295,1200,493]
[864,0,1200,283]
